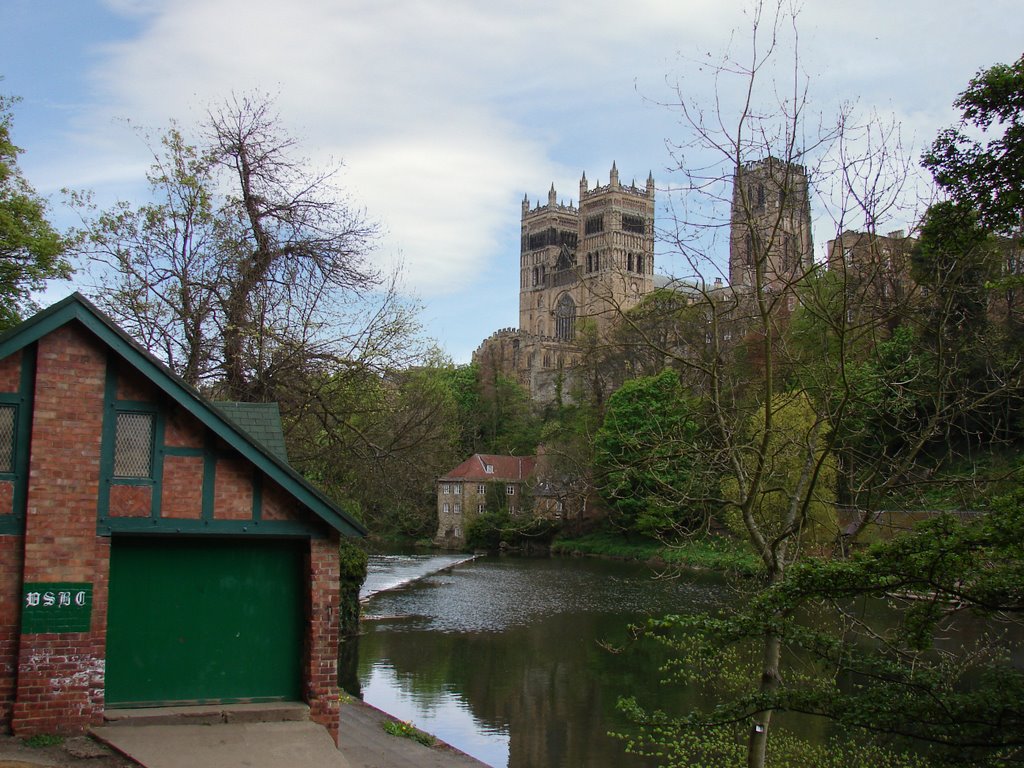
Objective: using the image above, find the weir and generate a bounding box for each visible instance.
[360,553,478,601]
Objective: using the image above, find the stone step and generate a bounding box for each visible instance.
[103,702,310,727]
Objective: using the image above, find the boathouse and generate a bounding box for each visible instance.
[0,294,364,740]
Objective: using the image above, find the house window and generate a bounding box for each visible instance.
[442,483,451,494]
[477,484,486,494]
[506,485,515,495]
[443,502,450,514]
[477,504,485,514]
[454,503,461,515]
[485,464,494,474]
[453,483,462,495]
[114,411,155,478]
[0,405,15,474]
[509,505,516,515]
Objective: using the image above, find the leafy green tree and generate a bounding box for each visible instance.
[617,41,1024,767]
[912,200,997,345]
[721,390,838,554]
[289,357,463,537]
[67,126,221,384]
[629,491,1024,766]
[476,367,542,456]
[0,93,70,328]
[923,54,1024,235]
[594,370,713,537]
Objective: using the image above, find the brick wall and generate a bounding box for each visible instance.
[307,534,341,743]
[0,535,24,726]
[2,319,346,740]
[12,325,109,734]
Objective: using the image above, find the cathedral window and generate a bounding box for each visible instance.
[585,215,604,235]
[555,294,576,341]
[636,254,644,274]
[627,253,634,272]
[586,253,592,273]
[622,214,645,234]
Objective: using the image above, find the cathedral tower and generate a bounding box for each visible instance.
[519,164,655,341]
[729,157,813,291]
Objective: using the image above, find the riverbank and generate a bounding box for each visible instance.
[550,530,762,575]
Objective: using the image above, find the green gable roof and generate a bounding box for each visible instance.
[214,402,289,463]
[0,293,365,538]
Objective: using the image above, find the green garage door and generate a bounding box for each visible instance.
[106,537,305,707]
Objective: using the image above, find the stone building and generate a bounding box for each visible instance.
[475,157,814,402]
[475,163,655,402]
[434,454,537,548]
[826,229,918,334]
[729,157,813,292]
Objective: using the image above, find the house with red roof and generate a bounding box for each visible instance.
[433,454,538,548]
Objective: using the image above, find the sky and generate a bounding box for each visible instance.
[1,0,1022,363]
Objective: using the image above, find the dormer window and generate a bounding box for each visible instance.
[485,464,494,474]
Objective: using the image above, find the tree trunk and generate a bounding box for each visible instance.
[747,627,783,768]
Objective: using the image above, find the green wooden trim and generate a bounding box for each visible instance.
[0,345,36,534]
[0,395,20,481]
[0,294,365,537]
[99,360,166,525]
[202,433,217,521]
[252,471,263,522]
[97,360,119,521]
[97,517,325,538]
[151,406,165,519]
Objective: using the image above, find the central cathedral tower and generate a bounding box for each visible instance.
[519,163,655,341]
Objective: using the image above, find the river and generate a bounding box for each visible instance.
[355,553,733,768]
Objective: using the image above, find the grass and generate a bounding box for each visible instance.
[382,719,436,747]
[551,529,761,575]
[23,734,64,748]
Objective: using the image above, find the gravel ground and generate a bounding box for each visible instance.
[0,734,140,768]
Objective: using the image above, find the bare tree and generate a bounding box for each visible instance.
[70,95,444,525]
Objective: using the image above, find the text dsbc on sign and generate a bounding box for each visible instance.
[22,582,93,634]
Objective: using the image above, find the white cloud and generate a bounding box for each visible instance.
[19,0,1024,359]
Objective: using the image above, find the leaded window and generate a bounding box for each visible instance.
[0,405,15,474]
[114,411,155,478]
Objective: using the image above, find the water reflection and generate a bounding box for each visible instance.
[359,554,732,768]
[362,663,511,767]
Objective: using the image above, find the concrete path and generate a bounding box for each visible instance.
[94,721,351,768]
[338,698,489,768]
[90,700,491,768]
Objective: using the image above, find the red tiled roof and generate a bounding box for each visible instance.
[439,454,537,482]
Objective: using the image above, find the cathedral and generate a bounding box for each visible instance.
[473,158,813,402]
